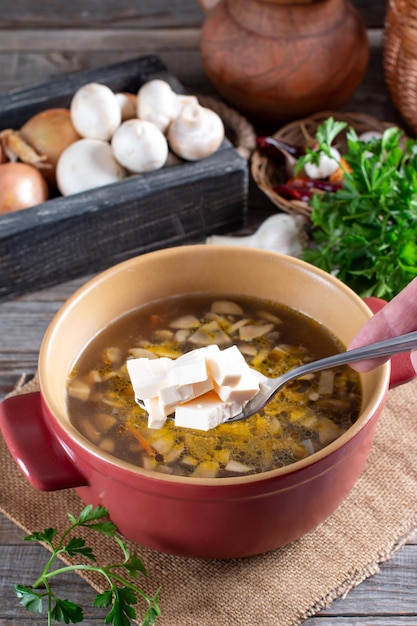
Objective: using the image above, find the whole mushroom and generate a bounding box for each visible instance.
[137,79,196,134]
[56,138,126,196]
[70,82,122,141]
[167,102,225,161]
[111,119,168,174]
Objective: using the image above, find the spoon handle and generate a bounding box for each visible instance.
[286,329,417,379]
[228,331,417,422]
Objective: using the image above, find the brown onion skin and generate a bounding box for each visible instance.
[20,108,80,187]
[0,162,49,214]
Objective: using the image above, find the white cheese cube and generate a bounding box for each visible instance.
[158,383,194,413]
[251,368,269,384]
[143,397,168,429]
[189,376,214,398]
[158,377,214,415]
[215,370,260,404]
[174,391,243,431]
[205,344,248,387]
[126,347,266,432]
[126,356,172,399]
[203,343,221,358]
[169,349,209,385]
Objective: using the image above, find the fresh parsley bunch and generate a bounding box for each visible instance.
[14,505,161,625]
[298,119,417,300]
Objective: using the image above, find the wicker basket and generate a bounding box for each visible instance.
[383,0,417,136]
[251,110,396,219]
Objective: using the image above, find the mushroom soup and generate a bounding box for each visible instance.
[66,293,362,478]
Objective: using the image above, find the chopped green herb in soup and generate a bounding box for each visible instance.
[67,294,362,478]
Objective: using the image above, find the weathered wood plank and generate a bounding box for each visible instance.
[323,547,417,615]
[2,54,194,90]
[0,29,203,90]
[0,29,402,131]
[304,613,416,626]
[0,51,205,93]
[0,515,416,625]
[0,0,205,29]
[0,539,109,623]
[0,0,387,29]
[0,28,201,51]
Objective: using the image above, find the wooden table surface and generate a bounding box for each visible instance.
[0,275,416,626]
[0,3,416,623]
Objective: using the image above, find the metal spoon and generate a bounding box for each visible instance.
[227,330,417,423]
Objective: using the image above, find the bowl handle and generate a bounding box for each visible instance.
[0,391,87,491]
[364,296,416,388]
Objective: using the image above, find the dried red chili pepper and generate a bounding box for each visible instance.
[287,177,343,192]
[256,136,305,159]
[274,184,313,202]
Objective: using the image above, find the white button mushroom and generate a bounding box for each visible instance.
[70,82,122,141]
[111,119,169,173]
[167,101,225,161]
[56,138,126,196]
[137,79,186,134]
[177,94,199,112]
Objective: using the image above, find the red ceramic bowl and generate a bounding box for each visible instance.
[0,246,414,559]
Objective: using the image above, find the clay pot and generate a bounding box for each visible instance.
[0,246,413,559]
[198,0,370,124]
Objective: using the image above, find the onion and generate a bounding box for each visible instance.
[20,108,80,187]
[0,162,49,214]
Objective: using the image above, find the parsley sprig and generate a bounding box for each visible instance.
[296,117,348,169]
[299,118,417,300]
[14,505,161,626]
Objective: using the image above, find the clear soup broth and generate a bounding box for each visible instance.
[67,293,362,478]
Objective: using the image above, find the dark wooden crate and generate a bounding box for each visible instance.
[0,55,248,301]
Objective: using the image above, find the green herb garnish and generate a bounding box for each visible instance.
[14,505,161,626]
[300,119,417,300]
[296,116,348,170]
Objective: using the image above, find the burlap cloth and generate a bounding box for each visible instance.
[1,374,417,626]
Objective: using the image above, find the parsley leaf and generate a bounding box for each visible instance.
[64,537,96,561]
[51,598,84,624]
[122,552,148,579]
[316,117,348,150]
[96,587,137,626]
[300,120,417,299]
[14,584,45,613]
[24,527,58,547]
[15,505,161,625]
[296,117,347,170]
